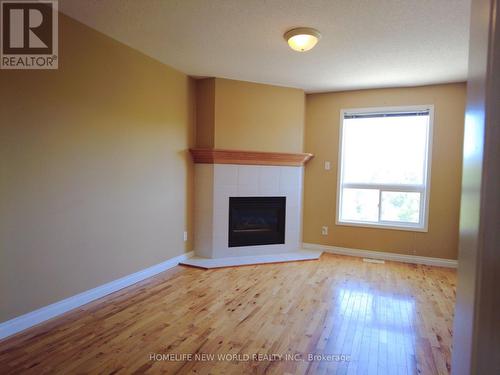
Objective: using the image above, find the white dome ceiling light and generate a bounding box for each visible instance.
[284,27,321,52]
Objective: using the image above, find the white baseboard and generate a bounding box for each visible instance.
[302,243,457,268]
[0,251,194,340]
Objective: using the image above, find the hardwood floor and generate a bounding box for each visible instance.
[0,253,456,374]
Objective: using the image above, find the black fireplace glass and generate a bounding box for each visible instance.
[228,197,286,247]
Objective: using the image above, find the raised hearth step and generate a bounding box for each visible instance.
[180,250,322,269]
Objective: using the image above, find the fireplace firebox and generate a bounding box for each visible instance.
[228,197,286,247]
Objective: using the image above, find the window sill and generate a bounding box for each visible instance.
[336,220,428,233]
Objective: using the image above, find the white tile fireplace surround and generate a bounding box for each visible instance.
[196,163,303,258]
[182,161,321,268]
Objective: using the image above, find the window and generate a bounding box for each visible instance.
[337,106,433,231]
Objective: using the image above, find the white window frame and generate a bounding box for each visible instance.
[336,105,434,232]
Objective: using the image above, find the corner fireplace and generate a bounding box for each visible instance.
[228,197,286,247]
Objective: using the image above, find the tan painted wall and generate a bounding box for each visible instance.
[303,83,466,260]
[211,78,305,153]
[195,78,215,148]
[0,14,195,321]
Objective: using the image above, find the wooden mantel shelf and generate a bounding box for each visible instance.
[189,148,314,167]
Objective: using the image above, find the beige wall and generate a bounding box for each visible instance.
[0,14,195,321]
[195,78,215,148]
[303,83,466,260]
[194,78,305,153]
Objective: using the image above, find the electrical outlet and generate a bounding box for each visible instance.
[321,226,328,235]
[324,161,331,170]
[183,231,188,242]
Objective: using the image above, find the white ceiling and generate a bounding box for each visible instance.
[59,0,471,93]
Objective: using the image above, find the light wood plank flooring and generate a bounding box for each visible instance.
[0,253,456,374]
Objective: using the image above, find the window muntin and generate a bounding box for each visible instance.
[337,107,433,231]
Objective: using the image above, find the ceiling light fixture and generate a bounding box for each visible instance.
[284,27,321,52]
